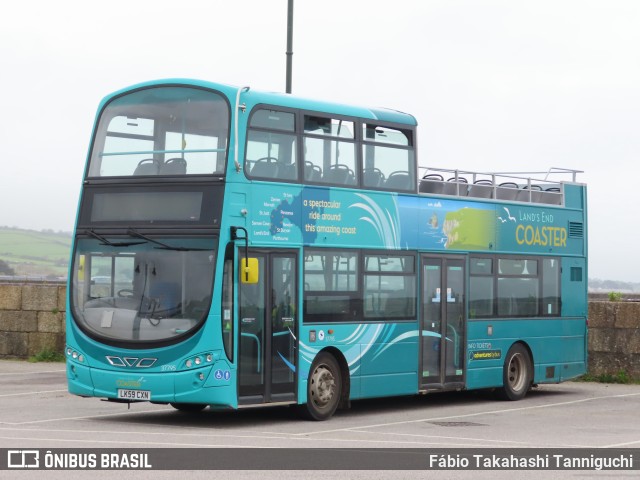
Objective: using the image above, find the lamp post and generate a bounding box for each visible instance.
[286,0,294,94]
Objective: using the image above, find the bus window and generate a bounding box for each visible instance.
[72,235,216,344]
[246,109,297,181]
[87,87,229,178]
[362,124,415,191]
[250,109,295,132]
[304,116,356,186]
[304,250,358,322]
[364,254,416,319]
[542,258,560,315]
[469,257,494,318]
[497,258,539,316]
[246,131,297,180]
[164,131,223,174]
[100,126,154,177]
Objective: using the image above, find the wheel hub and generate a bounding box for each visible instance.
[312,365,335,406]
[508,353,525,391]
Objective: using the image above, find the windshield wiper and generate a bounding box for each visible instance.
[85,230,147,247]
[127,228,212,251]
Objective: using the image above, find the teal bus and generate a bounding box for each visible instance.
[66,79,588,420]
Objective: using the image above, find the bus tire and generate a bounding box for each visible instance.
[499,343,532,401]
[299,352,342,421]
[170,403,207,412]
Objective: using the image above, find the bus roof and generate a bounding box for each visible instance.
[100,78,418,127]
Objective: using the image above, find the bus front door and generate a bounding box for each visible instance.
[420,256,466,389]
[238,251,297,405]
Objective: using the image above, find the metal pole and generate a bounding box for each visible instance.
[286,0,294,93]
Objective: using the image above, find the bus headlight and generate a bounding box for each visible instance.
[66,346,85,363]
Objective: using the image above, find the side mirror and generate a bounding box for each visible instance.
[241,258,259,284]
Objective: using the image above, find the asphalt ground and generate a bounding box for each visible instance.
[0,359,638,479]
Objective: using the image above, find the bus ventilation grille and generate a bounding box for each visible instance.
[568,222,584,238]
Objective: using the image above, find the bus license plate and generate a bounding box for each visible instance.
[117,389,151,401]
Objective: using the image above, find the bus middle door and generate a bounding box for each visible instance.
[421,255,466,390]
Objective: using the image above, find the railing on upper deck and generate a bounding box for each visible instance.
[417,167,582,206]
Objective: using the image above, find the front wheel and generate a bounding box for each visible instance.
[299,352,342,421]
[499,344,532,401]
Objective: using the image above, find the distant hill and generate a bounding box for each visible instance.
[0,227,71,278]
[589,278,640,294]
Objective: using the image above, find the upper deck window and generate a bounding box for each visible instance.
[363,124,410,146]
[304,116,357,186]
[87,86,229,178]
[246,109,297,181]
[304,117,354,138]
[250,109,295,132]
[243,103,418,192]
[362,124,415,191]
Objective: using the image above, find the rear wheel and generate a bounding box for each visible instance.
[170,403,207,412]
[499,344,532,401]
[299,352,342,421]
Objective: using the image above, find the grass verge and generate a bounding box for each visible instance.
[577,370,640,385]
[28,349,66,363]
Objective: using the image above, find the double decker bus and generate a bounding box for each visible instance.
[66,79,588,420]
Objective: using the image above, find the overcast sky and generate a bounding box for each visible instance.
[1,1,638,282]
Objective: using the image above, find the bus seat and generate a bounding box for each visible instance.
[541,187,562,205]
[250,157,279,179]
[419,173,444,194]
[385,171,413,191]
[442,176,468,196]
[133,158,161,175]
[278,163,298,181]
[363,168,384,188]
[324,164,355,185]
[468,179,494,198]
[518,184,543,203]
[304,161,322,181]
[383,294,411,317]
[161,158,187,175]
[496,182,519,200]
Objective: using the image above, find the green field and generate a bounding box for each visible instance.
[0,228,71,277]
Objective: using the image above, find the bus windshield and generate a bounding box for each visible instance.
[87,86,229,178]
[71,235,217,344]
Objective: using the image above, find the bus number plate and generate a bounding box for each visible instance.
[117,389,151,401]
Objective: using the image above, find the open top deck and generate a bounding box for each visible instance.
[418,167,583,206]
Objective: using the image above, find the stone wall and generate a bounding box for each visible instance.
[0,283,66,357]
[588,301,640,379]
[0,284,639,380]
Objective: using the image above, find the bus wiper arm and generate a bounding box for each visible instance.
[126,228,211,251]
[85,229,147,247]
